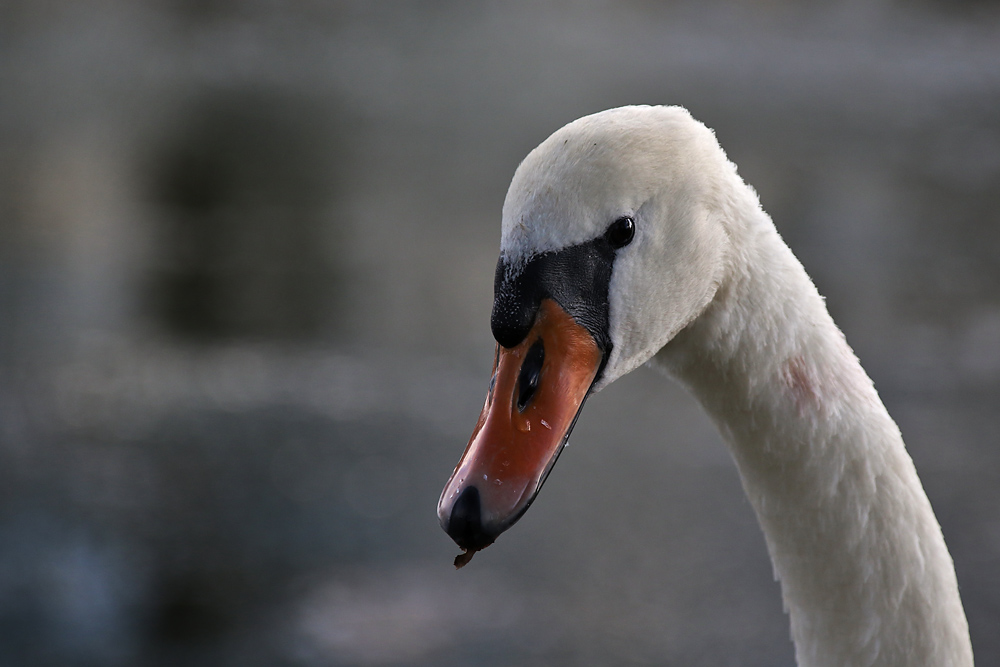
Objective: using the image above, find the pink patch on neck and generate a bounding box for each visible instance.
[781,355,819,413]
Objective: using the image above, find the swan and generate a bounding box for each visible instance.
[436,106,973,666]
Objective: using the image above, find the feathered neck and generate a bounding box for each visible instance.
[652,191,973,666]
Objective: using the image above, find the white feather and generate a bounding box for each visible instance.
[501,106,973,667]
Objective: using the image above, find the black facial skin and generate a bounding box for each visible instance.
[490,217,635,381]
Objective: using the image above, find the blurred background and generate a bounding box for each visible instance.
[1,1,999,665]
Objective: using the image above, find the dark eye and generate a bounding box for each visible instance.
[606,216,635,249]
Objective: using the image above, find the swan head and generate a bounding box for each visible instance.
[438,106,737,563]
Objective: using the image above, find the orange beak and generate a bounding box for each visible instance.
[437,298,603,566]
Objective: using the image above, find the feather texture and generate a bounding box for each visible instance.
[501,106,973,666]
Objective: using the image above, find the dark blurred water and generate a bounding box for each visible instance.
[1,2,999,665]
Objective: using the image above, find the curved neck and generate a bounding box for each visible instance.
[653,208,973,666]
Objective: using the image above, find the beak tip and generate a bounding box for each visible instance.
[442,485,498,552]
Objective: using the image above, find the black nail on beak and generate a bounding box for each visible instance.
[446,486,495,551]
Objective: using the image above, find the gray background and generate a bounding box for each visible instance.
[1,1,998,665]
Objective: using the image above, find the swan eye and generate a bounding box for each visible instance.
[605,216,635,249]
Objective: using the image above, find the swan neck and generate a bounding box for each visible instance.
[655,215,973,666]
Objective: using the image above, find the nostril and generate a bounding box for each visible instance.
[517,338,545,411]
[447,486,495,551]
